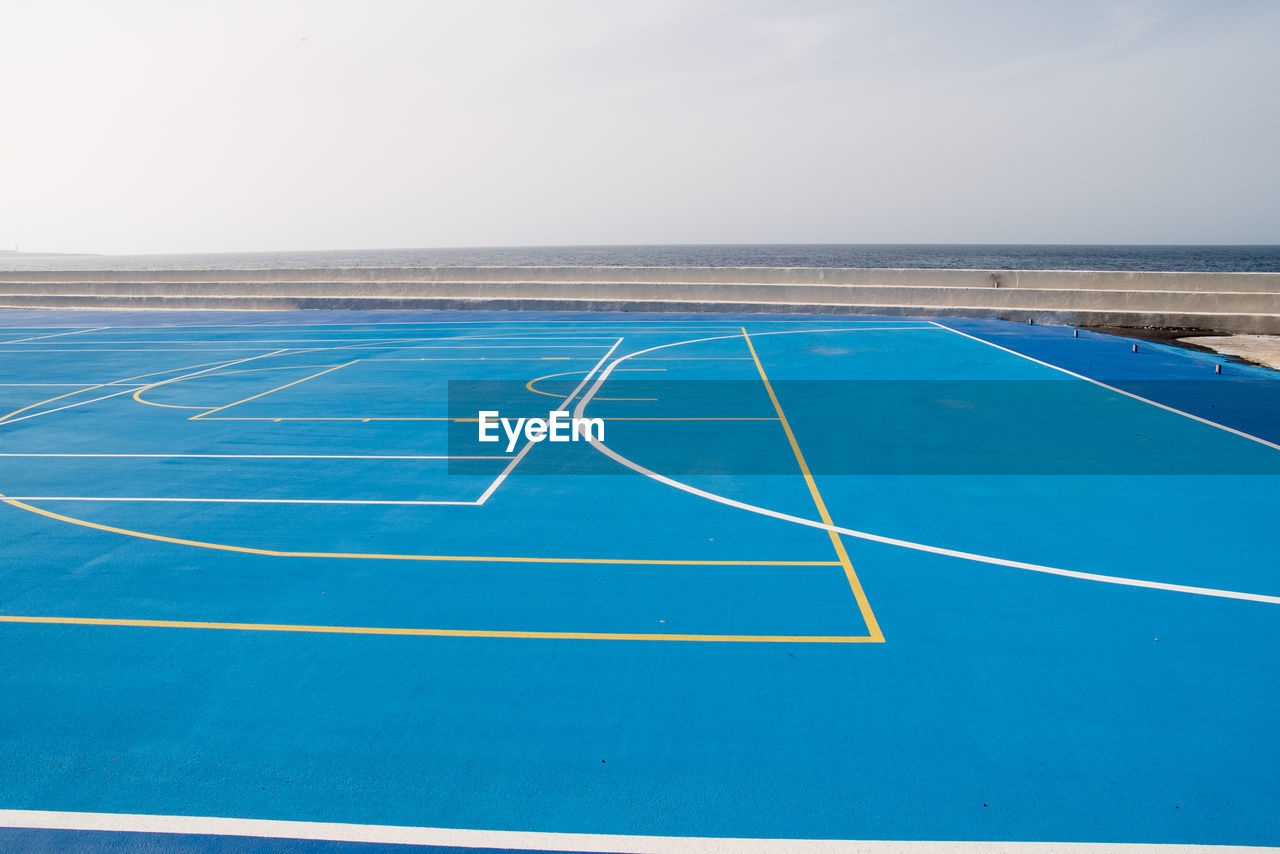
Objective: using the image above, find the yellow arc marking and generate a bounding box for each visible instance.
[741,327,885,642]
[131,364,347,411]
[131,390,204,410]
[0,615,876,643]
[526,368,663,401]
[0,335,875,643]
[0,358,240,423]
[525,370,588,398]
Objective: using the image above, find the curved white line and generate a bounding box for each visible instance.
[576,329,1280,607]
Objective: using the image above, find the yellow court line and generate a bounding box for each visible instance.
[361,358,601,362]
[0,334,865,644]
[741,327,884,643]
[0,614,875,642]
[525,370,587,398]
[131,363,349,410]
[166,417,782,426]
[130,392,205,410]
[206,364,343,375]
[198,416,458,422]
[0,492,837,566]
[589,367,664,402]
[526,368,664,401]
[190,361,360,420]
[0,358,240,423]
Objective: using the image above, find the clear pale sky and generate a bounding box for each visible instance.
[1,0,1277,253]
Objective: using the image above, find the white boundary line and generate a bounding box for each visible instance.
[0,345,619,352]
[0,330,936,352]
[475,338,624,505]
[0,327,108,345]
[0,809,1270,853]
[0,350,290,426]
[0,453,504,459]
[0,335,622,506]
[0,348,297,353]
[572,326,930,421]
[0,496,479,505]
[46,336,626,344]
[575,329,1280,607]
[930,321,1280,452]
[0,318,924,329]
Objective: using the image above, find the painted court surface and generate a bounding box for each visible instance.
[0,310,1277,852]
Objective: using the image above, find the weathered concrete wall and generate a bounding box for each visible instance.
[1,279,1275,313]
[0,267,1277,333]
[3,266,1279,291]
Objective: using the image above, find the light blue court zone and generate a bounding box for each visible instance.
[0,310,1278,852]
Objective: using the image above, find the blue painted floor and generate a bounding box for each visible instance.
[0,310,1277,850]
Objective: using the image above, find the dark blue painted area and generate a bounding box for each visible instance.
[0,310,1277,848]
[944,317,1280,445]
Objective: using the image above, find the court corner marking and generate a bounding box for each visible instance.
[741,327,884,642]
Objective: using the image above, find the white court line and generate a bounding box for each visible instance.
[0,327,108,345]
[58,328,874,339]
[0,318,924,329]
[0,451,503,505]
[337,344,630,350]
[930,321,1280,452]
[3,349,358,354]
[0,809,1267,853]
[0,454,505,459]
[0,348,295,353]
[575,328,1280,608]
[0,496,479,505]
[0,345,621,352]
[571,326,933,422]
[0,350,289,426]
[16,336,631,507]
[474,337,624,505]
[54,336,626,344]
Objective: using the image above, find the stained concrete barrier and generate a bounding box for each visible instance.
[0,267,1277,333]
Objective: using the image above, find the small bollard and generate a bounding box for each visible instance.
[1027,318,1034,325]
[1215,364,1222,375]
[1073,329,1079,338]
[1132,344,1138,353]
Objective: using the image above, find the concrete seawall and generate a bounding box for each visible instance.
[1,266,1277,333]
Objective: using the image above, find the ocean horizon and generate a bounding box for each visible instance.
[1,243,1278,274]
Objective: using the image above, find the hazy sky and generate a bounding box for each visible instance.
[1,0,1277,253]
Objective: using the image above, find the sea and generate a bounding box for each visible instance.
[0,244,1278,273]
